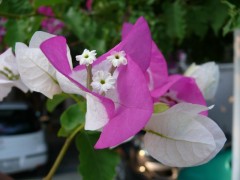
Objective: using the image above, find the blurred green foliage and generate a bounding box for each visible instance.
[58,102,86,137]
[76,131,120,180]
[0,0,240,63]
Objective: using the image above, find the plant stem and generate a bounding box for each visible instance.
[43,124,84,180]
[68,94,82,103]
[86,65,93,90]
[110,66,116,76]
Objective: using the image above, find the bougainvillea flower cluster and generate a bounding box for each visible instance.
[0,17,226,167]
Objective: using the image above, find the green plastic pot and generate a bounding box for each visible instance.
[178,149,231,180]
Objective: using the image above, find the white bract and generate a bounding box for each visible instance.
[15,31,83,98]
[76,49,97,66]
[185,62,219,100]
[91,71,116,93]
[143,103,226,167]
[107,51,127,67]
[0,48,28,101]
[0,49,19,80]
[85,93,110,130]
[15,41,61,99]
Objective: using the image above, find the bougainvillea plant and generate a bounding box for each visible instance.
[0,17,226,180]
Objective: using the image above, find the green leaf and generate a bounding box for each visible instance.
[222,0,237,12]
[46,93,68,112]
[64,8,96,41]
[76,132,120,180]
[4,16,42,48]
[185,6,208,38]
[57,127,69,137]
[163,0,186,42]
[0,0,33,15]
[223,13,240,36]
[64,8,107,54]
[4,19,29,47]
[223,18,234,35]
[27,17,43,37]
[33,0,65,8]
[205,0,228,35]
[222,0,240,35]
[58,103,86,137]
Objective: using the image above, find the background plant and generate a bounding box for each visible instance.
[1,0,240,63]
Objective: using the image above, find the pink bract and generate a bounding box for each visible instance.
[122,21,207,109]
[40,17,153,148]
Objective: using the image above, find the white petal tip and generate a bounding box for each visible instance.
[208,105,215,110]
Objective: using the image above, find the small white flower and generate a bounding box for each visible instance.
[107,51,127,67]
[76,49,97,66]
[91,71,116,93]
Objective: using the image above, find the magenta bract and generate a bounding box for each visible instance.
[40,17,153,148]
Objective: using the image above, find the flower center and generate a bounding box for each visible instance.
[100,79,105,84]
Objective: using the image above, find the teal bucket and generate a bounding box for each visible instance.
[178,149,231,180]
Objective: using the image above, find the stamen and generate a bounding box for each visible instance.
[0,67,20,81]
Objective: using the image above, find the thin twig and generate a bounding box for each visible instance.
[43,124,84,180]
[86,65,93,90]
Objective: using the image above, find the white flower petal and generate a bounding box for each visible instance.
[144,103,226,167]
[93,59,112,72]
[0,49,28,101]
[0,79,28,102]
[185,62,220,100]
[0,79,13,101]
[14,80,29,93]
[193,114,227,165]
[56,71,86,96]
[29,31,55,48]
[15,43,61,98]
[76,49,97,66]
[0,48,18,74]
[85,93,109,130]
[91,71,116,93]
[107,51,127,67]
[184,63,199,76]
